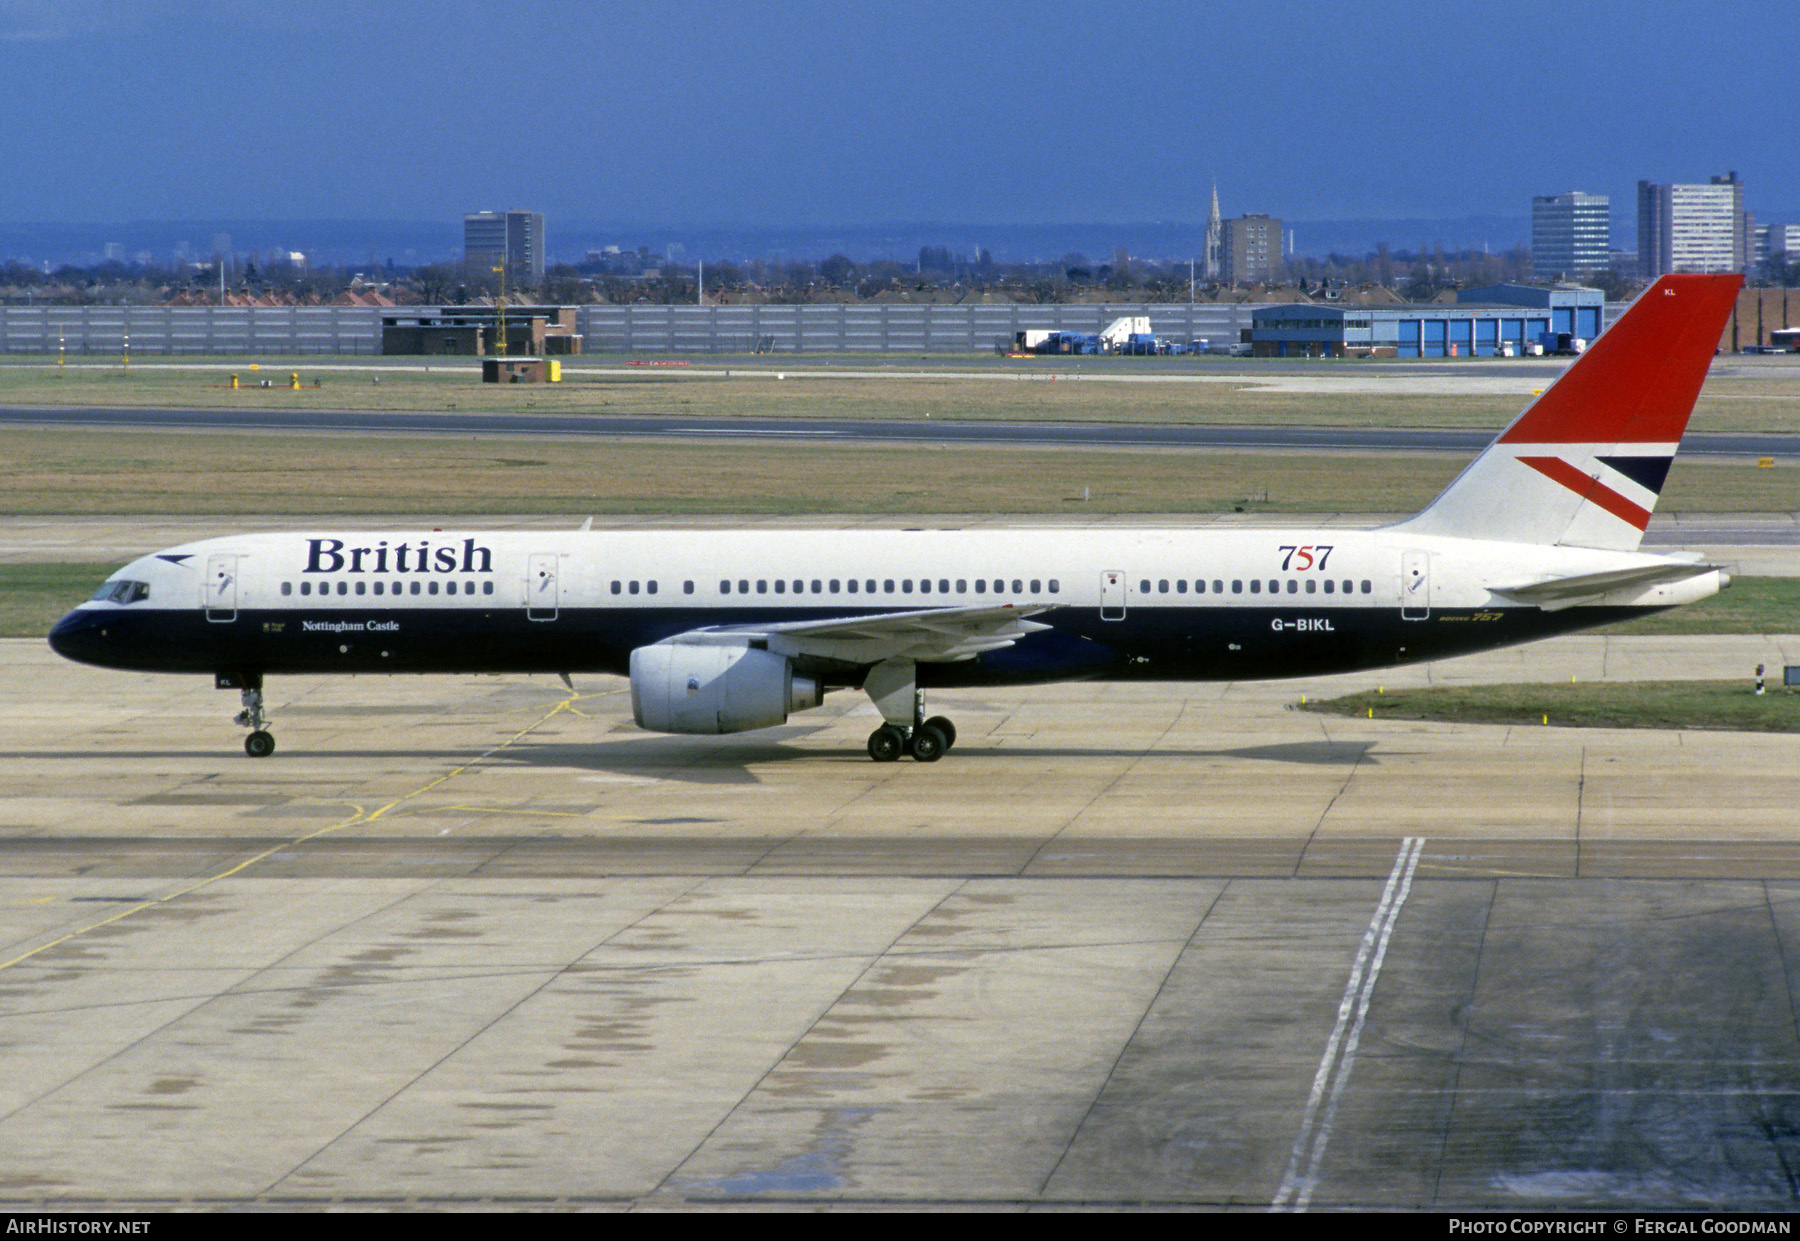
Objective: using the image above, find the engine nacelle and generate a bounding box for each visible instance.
[630,642,824,735]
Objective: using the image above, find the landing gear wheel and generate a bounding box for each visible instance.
[244,730,276,758]
[909,723,948,763]
[922,715,957,750]
[867,725,905,762]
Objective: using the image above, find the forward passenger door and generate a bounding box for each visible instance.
[526,553,559,621]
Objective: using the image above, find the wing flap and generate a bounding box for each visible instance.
[681,603,1052,665]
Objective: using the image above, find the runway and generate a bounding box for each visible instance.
[3,403,1798,459]
[3,631,1799,1209]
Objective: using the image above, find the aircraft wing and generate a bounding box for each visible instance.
[1491,563,1721,611]
[683,603,1053,665]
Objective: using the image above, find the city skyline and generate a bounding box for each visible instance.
[1,0,1794,237]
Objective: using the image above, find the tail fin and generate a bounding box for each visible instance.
[1395,273,1742,550]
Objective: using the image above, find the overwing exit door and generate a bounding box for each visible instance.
[1100,570,1127,621]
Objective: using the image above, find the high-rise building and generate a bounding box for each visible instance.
[1221,213,1281,285]
[1636,175,1751,277]
[1530,191,1610,279]
[464,210,546,286]
[1764,223,1800,274]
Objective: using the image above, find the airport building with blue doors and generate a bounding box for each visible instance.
[1250,284,1605,358]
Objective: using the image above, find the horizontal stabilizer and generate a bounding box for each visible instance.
[1492,562,1720,611]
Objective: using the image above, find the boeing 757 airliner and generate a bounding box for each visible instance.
[50,274,1742,761]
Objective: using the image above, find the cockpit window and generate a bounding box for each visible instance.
[88,579,150,605]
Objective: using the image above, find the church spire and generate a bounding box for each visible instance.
[1203,183,1223,281]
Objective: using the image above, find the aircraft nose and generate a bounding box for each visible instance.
[48,607,111,667]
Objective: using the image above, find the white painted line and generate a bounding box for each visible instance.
[1271,835,1426,1212]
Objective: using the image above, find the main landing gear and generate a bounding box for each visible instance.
[862,658,958,763]
[220,671,275,758]
[867,715,958,763]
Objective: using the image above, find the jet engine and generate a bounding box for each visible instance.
[630,642,824,735]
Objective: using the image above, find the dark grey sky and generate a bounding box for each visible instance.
[3,0,1794,227]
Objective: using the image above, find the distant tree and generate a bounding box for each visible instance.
[542,273,592,304]
[819,253,858,287]
[408,263,460,304]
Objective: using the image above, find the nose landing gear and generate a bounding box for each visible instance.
[219,671,275,758]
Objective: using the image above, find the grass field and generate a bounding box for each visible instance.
[1301,680,1800,734]
[0,426,1793,516]
[8,565,1796,641]
[3,353,1798,433]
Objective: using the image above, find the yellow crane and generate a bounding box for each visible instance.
[491,262,507,356]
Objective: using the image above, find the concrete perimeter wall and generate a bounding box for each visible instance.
[0,306,382,355]
[0,301,1635,356]
[575,303,1258,353]
[0,303,1256,357]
